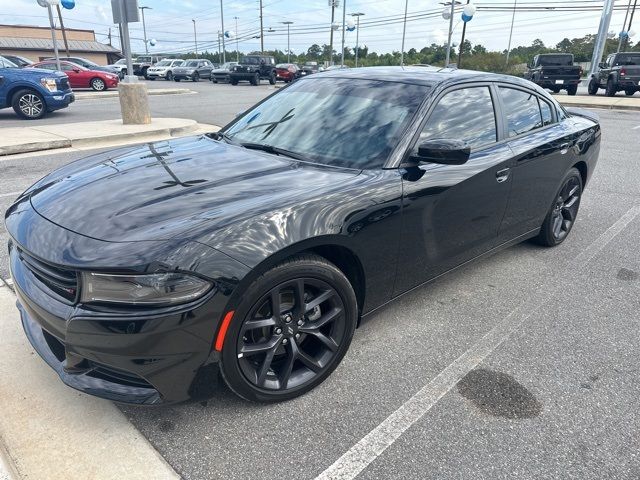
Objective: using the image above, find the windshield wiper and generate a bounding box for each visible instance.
[209,131,239,145]
[240,142,306,161]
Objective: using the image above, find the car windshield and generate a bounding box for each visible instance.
[224,78,429,169]
[115,59,126,65]
[221,62,235,69]
[276,64,292,69]
[615,54,640,66]
[0,56,18,68]
[185,61,199,67]
[155,60,172,66]
[538,55,573,66]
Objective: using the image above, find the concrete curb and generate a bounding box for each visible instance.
[556,96,640,111]
[0,118,203,156]
[74,88,194,101]
[0,286,180,480]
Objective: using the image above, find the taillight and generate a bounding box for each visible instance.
[621,68,626,76]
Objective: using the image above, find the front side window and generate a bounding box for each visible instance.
[38,63,57,70]
[185,61,198,67]
[224,78,430,169]
[418,86,497,150]
[499,87,543,137]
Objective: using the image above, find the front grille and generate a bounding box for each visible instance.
[58,77,70,90]
[18,249,78,303]
[88,362,153,389]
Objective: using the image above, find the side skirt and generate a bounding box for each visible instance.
[358,228,540,325]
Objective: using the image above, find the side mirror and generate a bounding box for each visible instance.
[598,62,606,69]
[410,139,470,166]
[73,68,80,73]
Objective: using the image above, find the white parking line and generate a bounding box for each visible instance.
[0,191,21,199]
[633,125,640,130]
[315,205,640,480]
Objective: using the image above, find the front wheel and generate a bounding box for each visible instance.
[605,78,617,97]
[192,72,200,82]
[566,84,578,96]
[534,168,582,247]
[12,89,46,120]
[219,254,358,402]
[166,71,173,81]
[90,77,106,91]
[587,79,599,95]
[625,89,636,96]
[269,73,276,85]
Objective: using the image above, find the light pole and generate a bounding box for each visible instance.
[37,0,61,71]
[192,19,198,58]
[220,0,226,63]
[282,21,293,63]
[351,12,364,67]
[340,0,346,67]
[259,0,264,53]
[234,16,240,62]
[139,6,151,54]
[400,0,409,66]
[444,0,459,67]
[505,0,517,67]
[589,0,615,79]
[329,0,338,66]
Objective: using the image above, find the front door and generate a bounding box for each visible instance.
[394,85,513,295]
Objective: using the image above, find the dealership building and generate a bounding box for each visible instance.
[0,24,121,65]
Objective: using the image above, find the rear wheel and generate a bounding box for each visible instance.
[587,78,599,95]
[605,78,617,97]
[175,78,181,82]
[90,77,106,91]
[231,78,239,85]
[534,168,582,247]
[12,89,46,120]
[219,254,358,402]
[625,88,636,96]
[551,87,560,94]
[192,72,200,82]
[250,73,260,86]
[566,84,578,96]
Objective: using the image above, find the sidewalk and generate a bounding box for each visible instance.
[556,94,640,111]
[0,118,219,156]
[0,283,179,480]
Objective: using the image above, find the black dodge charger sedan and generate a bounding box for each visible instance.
[5,67,600,405]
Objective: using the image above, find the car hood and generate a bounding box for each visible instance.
[28,136,360,243]
[22,67,67,78]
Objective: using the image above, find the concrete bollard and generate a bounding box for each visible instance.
[118,82,151,125]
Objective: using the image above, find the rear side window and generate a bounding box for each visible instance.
[539,99,553,126]
[419,86,497,150]
[499,87,543,137]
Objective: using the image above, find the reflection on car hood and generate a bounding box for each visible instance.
[28,136,360,242]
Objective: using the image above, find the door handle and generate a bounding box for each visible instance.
[560,143,570,155]
[496,168,510,183]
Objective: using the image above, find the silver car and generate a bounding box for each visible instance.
[146,59,184,81]
[173,59,214,82]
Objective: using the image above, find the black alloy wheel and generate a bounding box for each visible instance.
[220,254,357,402]
[535,168,582,247]
[587,79,599,95]
[90,77,106,91]
[12,89,46,120]
[166,71,173,81]
[192,72,200,82]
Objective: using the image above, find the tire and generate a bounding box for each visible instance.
[149,77,156,81]
[625,89,636,96]
[11,89,47,120]
[269,72,276,85]
[212,77,218,83]
[231,78,238,85]
[90,77,106,91]
[605,78,617,97]
[175,78,181,82]
[219,254,358,402]
[250,73,259,86]
[551,87,560,94]
[166,71,173,81]
[192,72,200,82]
[534,167,583,247]
[587,78,598,95]
[143,68,149,80]
[566,84,578,96]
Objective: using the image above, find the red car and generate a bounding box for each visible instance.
[30,60,119,91]
[275,63,299,83]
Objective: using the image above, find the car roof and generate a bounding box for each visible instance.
[313,65,540,89]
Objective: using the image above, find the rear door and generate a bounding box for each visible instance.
[395,84,514,294]
[496,85,576,239]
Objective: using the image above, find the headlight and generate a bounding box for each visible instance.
[80,272,212,306]
[40,78,58,92]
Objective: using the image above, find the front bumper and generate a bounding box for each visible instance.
[46,91,75,110]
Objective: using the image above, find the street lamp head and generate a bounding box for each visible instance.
[350,12,365,17]
[139,6,152,10]
[282,21,294,25]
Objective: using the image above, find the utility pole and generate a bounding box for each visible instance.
[505,0,517,67]
[259,0,264,53]
[234,16,239,62]
[108,27,112,46]
[351,12,364,67]
[444,0,457,67]
[617,0,633,52]
[329,0,337,65]
[217,31,222,62]
[220,0,226,63]
[139,6,151,54]
[55,4,71,57]
[458,0,470,68]
[192,19,198,58]
[622,0,638,52]
[588,0,615,79]
[282,21,293,63]
[43,1,61,71]
[400,0,409,66]
[340,0,346,67]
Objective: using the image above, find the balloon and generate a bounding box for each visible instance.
[461,13,473,22]
[463,4,477,16]
[442,8,451,20]
[629,30,636,38]
[149,38,157,47]
[346,19,356,32]
[61,0,75,9]
[224,31,234,38]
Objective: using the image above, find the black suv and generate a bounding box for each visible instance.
[524,53,582,96]
[229,55,277,85]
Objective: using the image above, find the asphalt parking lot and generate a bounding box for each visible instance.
[1,104,639,479]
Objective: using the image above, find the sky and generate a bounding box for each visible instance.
[0,0,636,56]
